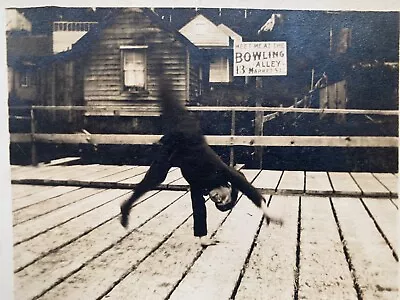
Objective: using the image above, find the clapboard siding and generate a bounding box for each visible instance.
[189,63,200,101]
[84,9,199,108]
[85,100,160,107]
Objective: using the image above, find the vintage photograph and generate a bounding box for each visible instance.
[6,6,399,299]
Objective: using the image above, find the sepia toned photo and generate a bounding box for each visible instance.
[5,5,399,299]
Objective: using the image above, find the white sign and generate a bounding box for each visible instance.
[234,41,287,76]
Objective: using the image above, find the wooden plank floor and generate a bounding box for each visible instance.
[10,164,398,300]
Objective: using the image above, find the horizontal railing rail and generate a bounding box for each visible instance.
[8,105,400,116]
[8,105,399,166]
[10,133,398,148]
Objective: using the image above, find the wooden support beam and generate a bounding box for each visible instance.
[10,133,399,148]
[11,179,395,198]
[9,105,399,116]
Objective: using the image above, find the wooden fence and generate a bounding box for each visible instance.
[9,105,399,166]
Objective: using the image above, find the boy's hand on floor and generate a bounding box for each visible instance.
[199,236,220,247]
[261,201,284,226]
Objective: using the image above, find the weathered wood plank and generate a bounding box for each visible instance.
[13,189,137,271]
[12,184,53,199]
[13,186,79,211]
[328,172,361,195]
[118,167,177,184]
[73,165,133,182]
[92,166,145,183]
[13,189,128,245]
[372,173,398,195]
[38,191,188,300]
[169,197,263,299]
[278,171,304,193]
[104,196,230,299]
[252,170,282,190]
[351,173,390,196]
[235,195,298,299]
[20,165,93,181]
[51,164,105,181]
[14,190,183,300]
[10,164,24,171]
[362,198,398,255]
[305,172,333,194]
[332,197,398,299]
[241,169,261,180]
[299,197,357,299]
[44,157,81,166]
[10,165,44,176]
[13,187,104,225]
[34,165,92,180]
[11,165,69,180]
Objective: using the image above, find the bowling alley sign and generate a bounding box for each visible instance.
[234,41,287,76]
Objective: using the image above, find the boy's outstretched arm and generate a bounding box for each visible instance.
[231,169,283,225]
[227,166,283,225]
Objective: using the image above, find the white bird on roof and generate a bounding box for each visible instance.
[258,13,282,34]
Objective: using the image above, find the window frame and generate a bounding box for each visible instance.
[120,45,148,93]
[209,55,231,83]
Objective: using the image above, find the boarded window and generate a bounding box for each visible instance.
[209,56,231,83]
[122,48,146,89]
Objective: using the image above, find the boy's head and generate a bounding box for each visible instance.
[209,185,235,211]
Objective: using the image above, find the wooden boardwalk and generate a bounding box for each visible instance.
[10,162,398,300]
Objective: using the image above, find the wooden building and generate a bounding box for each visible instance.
[81,8,201,114]
[179,14,241,85]
[20,8,204,134]
[7,33,52,107]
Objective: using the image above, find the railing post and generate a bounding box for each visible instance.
[254,99,264,169]
[230,109,236,167]
[30,107,38,166]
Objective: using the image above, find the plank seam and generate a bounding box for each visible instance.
[275,171,284,192]
[230,195,273,299]
[13,190,132,246]
[359,198,398,262]
[30,192,188,300]
[14,190,142,273]
[90,166,138,181]
[348,173,364,195]
[326,172,336,192]
[13,185,54,200]
[293,196,301,300]
[164,174,261,299]
[13,188,106,227]
[329,198,363,300]
[163,200,237,300]
[12,186,82,212]
[370,173,393,195]
[389,199,398,209]
[96,195,192,300]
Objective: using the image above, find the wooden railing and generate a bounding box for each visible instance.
[9,105,399,166]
